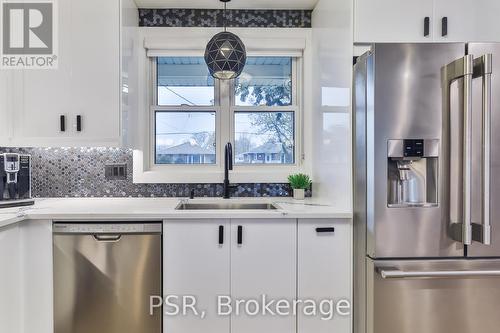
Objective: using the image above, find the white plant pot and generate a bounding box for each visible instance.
[293,189,305,200]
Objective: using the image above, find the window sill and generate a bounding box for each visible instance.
[133,150,306,184]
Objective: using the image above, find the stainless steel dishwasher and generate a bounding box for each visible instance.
[53,222,162,333]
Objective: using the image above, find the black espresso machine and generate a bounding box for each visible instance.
[0,153,34,208]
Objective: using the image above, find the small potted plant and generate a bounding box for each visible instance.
[287,173,312,200]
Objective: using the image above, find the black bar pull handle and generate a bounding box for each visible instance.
[76,115,82,132]
[219,225,224,245]
[424,16,430,37]
[442,17,448,37]
[237,225,243,245]
[60,115,66,132]
[316,227,335,233]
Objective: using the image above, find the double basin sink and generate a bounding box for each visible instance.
[175,201,279,210]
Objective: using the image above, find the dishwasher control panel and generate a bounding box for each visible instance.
[53,223,162,234]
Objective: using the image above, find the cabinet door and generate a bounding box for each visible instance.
[20,220,53,333]
[298,219,352,333]
[0,224,22,333]
[230,219,296,333]
[13,0,120,146]
[163,219,230,333]
[0,220,52,333]
[16,0,72,142]
[434,0,500,42]
[0,72,16,144]
[354,0,434,42]
[69,0,120,142]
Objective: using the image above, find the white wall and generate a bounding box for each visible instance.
[129,27,314,184]
[311,0,353,210]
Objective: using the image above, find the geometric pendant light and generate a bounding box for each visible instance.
[204,0,247,80]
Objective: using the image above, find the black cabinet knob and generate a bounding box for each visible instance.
[237,226,243,245]
[316,227,335,233]
[60,115,66,132]
[442,17,448,37]
[218,225,224,245]
[76,115,82,132]
[424,17,430,37]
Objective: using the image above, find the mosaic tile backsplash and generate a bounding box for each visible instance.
[139,9,312,28]
[0,147,311,198]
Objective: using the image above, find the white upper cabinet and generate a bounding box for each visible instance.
[355,0,500,43]
[433,0,500,42]
[6,0,120,147]
[354,0,434,42]
[0,73,14,144]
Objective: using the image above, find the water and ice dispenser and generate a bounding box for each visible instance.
[387,139,439,207]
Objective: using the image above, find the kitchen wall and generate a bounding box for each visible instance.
[2,7,353,200]
[0,8,317,199]
[311,0,353,209]
[0,147,308,198]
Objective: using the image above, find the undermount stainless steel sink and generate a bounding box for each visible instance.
[175,202,279,210]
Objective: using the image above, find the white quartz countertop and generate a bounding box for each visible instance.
[0,197,352,228]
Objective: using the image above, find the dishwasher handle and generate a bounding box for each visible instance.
[379,268,500,279]
[93,234,122,242]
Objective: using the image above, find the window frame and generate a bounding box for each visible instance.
[149,58,223,172]
[147,55,304,182]
[230,57,301,170]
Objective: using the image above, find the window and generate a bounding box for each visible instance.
[154,57,216,165]
[155,112,216,165]
[233,57,295,165]
[152,56,300,172]
[234,111,295,164]
[157,57,214,106]
[235,57,292,106]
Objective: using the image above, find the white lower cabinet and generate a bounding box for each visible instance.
[0,224,22,333]
[0,218,352,333]
[230,219,296,333]
[20,220,53,333]
[163,219,231,333]
[0,220,53,333]
[298,219,352,333]
[164,218,351,333]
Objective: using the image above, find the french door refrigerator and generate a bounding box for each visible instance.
[354,43,500,333]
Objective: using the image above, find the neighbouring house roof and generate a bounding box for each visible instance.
[244,142,284,155]
[157,142,215,155]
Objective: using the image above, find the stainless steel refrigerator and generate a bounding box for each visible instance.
[354,43,500,333]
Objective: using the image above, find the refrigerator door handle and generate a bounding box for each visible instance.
[379,268,500,279]
[472,54,493,245]
[443,55,474,245]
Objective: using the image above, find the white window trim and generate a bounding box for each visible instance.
[133,28,313,184]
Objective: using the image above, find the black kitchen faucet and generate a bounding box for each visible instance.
[223,142,235,199]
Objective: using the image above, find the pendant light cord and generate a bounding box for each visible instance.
[223,1,227,32]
